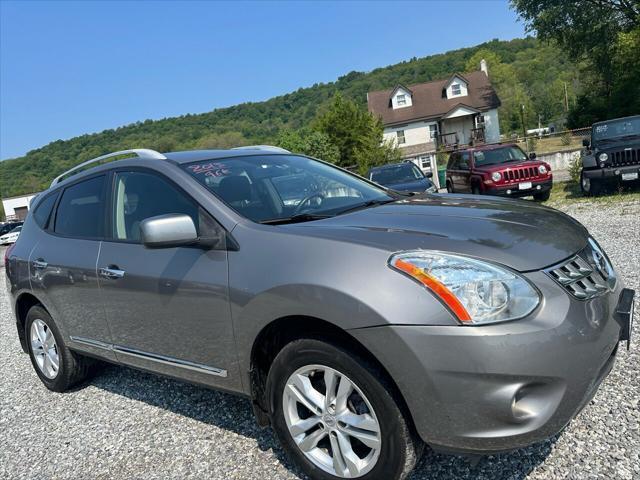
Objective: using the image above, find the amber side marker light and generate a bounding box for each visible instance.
[392,258,472,323]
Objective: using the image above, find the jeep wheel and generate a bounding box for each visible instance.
[471,184,481,195]
[533,189,551,201]
[267,339,421,480]
[446,181,454,193]
[580,172,602,196]
[26,305,93,392]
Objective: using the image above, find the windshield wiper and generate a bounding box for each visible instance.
[336,198,397,216]
[260,213,333,225]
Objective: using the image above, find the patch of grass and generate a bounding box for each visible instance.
[516,136,583,155]
[543,181,640,206]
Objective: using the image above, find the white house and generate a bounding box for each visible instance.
[2,192,39,221]
[367,60,501,173]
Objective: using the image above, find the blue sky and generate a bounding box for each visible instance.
[0,1,525,160]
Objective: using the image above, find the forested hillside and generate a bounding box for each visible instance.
[1,37,582,199]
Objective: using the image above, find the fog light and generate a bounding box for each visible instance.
[536,185,541,190]
[600,162,606,168]
[615,169,621,175]
[506,189,512,194]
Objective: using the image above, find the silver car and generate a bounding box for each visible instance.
[5,147,634,480]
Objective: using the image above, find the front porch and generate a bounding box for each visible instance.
[436,107,488,151]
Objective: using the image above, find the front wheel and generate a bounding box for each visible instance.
[267,339,421,480]
[580,172,602,196]
[446,180,454,193]
[533,189,551,201]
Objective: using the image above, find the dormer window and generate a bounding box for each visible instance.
[397,94,406,106]
[390,85,412,109]
[451,84,461,96]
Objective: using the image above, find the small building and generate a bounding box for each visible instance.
[367,60,501,174]
[2,192,39,221]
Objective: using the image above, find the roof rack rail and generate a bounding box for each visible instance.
[231,145,291,153]
[50,149,167,187]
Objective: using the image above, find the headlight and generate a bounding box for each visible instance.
[389,251,540,325]
[491,172,502,182]
[598,152,608,162]
[539,165,547,175]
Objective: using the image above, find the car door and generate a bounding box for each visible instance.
[96,169,240,390]
[29,175,116,360]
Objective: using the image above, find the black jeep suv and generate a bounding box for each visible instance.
[580,115,640,195]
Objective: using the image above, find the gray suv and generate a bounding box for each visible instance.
[5,147,635,480]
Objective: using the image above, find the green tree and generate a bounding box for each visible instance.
[511,0,640,125]
[314,93,400,173]
[276,128,340,164]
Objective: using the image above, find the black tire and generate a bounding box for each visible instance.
[471,184,481,195]
[266,338,422,480]
[580,172,602,196]
[25,305,93,392]
[446,180,454,193]
[533,189,551,201]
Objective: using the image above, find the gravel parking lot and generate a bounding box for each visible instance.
[1,199,638,480]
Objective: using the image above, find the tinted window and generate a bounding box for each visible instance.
[33,193,58,229]
[371,164,423,185]
[112,171,199,242]
[54,176,105,238]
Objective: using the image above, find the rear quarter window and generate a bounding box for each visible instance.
[32,192,59,229]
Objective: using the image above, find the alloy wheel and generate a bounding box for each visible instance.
[30,319,59,379]
[282,364,381,478]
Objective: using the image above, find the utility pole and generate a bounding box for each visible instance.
[564,82,569,112]
[520,104,526,139]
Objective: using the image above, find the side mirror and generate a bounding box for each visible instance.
[140,214,198,248]
[529,152,537,160]
[582,138,590,148]
[425,171,433,178]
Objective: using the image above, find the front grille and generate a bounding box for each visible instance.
[610,148,640,167]
[503,167,540,182]
[545,244,615,300]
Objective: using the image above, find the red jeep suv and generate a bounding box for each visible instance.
[445,144,553,201]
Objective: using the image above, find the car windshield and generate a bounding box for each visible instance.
[11,226,22,233]
[593,117,640,142]
[473,146,528,167]
[370,164,423,185]
[182,154,394,223]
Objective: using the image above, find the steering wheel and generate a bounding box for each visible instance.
[293,193,325,215]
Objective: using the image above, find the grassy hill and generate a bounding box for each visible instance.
[0,37,581,201]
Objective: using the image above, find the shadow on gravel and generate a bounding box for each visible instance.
[89,363,557,480]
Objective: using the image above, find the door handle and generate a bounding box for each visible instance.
[99,266,125,280]
[32,259,48,269]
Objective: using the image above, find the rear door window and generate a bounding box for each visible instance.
[54,175,106,239]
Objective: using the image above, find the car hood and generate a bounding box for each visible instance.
[385,179,431,193]
[473,160,545,174]
[286,195,588,271]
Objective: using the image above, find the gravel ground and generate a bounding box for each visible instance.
[1,199,638,480]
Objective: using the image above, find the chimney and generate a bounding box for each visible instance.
[480,58,488,76]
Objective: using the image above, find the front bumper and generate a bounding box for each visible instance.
[583,164,640,181]
[487,178,552,197]
[350,272,632,454]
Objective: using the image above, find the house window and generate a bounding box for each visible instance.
[396,130,406,144]
[396,94,406,106]
[419,155,433,170]
[475,115,485,127]
[451,84,461,96]
[429,124,438,141]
